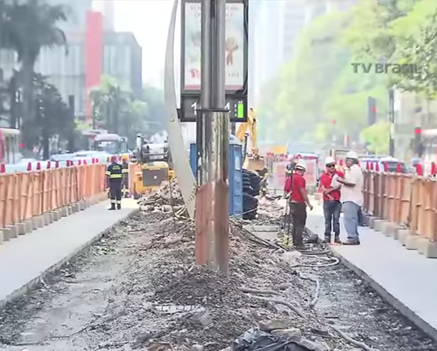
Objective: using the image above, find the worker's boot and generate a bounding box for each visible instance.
[334,235,341,244]
[117,204,121,210]
[108,204,116,211]
[323,235,331,244]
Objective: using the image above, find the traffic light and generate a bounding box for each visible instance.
[367,96,377,126]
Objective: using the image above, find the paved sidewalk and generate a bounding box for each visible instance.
[0,199,138,308]
[306,205,437,341]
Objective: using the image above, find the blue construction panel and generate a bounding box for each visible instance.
[189,135,243,217]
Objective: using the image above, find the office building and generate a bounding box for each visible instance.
[103,32,143,98]
[249,1,285,106]
[282,0,306,61]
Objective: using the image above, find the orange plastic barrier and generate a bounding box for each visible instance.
[363,171,437,242]
[0,164,106,228]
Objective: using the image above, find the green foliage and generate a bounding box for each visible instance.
[258,9,386,144]
[258,0,437,146]
[1,0,69,150]
[90,77,167,145]
[90,75,147,143]
[361,121,390,154]
[1,0,68,60]
[33,74,74,158]
[141,85,167,137]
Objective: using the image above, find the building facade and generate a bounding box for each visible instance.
[103,32,143,99]
[249,0,285,106]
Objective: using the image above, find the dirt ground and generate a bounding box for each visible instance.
[0,191,436,350]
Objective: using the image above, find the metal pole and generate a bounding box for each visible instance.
[388,88,395,157]
[198,0,211,186]
[211,0,229,275]
[196,0,214,267]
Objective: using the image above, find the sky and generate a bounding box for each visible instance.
[114,0,173,87]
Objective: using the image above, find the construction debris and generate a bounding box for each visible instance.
[0,181,435,351]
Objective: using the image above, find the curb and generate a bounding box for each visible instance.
[0,192,109,244]
[0,207,140,312]
[306,225,437,343]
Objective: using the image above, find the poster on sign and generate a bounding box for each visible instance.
[182,1,245,92]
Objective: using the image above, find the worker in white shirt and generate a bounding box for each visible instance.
[336,151,363,245]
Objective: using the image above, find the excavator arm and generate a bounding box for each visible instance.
[235,108,264,172]
[236,108,259,157]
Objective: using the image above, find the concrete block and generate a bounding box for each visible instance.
[4,225,18,240]
[374,219,385,232]
[417,239,437,258]
[405,234,420,250]
[60,207,69,217]
[24,220,32,233]
[0,230,3,244]
[397,229,410,245]
[79,200,86,211]
[43,212,53,225]
[72,203,80,213]
[32,216,44,229]
[368,216,377,229]
[362,214,370,226]
[52,210,60,221]
[382,222,397,237]
[16,222,26,235]
[67,206,73,214]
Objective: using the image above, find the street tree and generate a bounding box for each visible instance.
[90,76,151,143]
[2,0,69,149]
[33,74,74,159]
[258,10,383,144]
[141,85,166,137]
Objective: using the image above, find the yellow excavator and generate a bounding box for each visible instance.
[236,108,265,173]
[132,134,175,199]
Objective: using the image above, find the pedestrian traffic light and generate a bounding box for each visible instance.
[367,96,377,126]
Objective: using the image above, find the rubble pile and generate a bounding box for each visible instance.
[82,176,364,351]
[138,178,185,210]
[0,180,434,351]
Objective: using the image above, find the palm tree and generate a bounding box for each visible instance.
[2,0,68,149]
[90,76,133,133]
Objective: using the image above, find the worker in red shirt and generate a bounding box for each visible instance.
[319,157,343,244]
[284,160,313,248]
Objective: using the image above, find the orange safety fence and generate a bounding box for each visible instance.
[363,171,437,242]
[0,164,106,228]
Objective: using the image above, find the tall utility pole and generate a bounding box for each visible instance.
[388,88,395,157]
[210,0,229,276]
[199,0,229,275]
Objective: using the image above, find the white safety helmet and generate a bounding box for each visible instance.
[295,160,307,171]
[346,151,358,160]
[325,156,336,165]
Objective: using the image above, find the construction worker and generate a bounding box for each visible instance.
[336,151,363,245]
[284,160,313,248]
[319,157,343,244]
[106,156,123,210]
[121,156,130,198]
[258,166,269,196]
[285,154,296,179]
